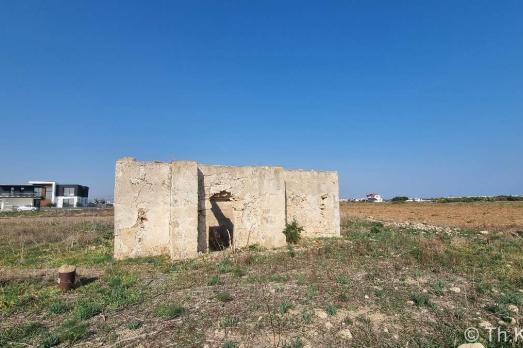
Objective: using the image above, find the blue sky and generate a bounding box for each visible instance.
[1,1,522,199]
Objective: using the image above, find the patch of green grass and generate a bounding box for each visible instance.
[475,281,490,294]
[287,244,296,257]
[306,285,318,300]
[208,275,220,286]
[39,332,61,348]
[370,225,382,234]
[98,270,143,308]
[410,293,434,308]
[302,310,313,324]
[233,266,246,277]
[56,319,89,344]
[222,341,238,348]
[270,274,290,282]
[220,316,240,328]
[55,244,113,267]
[215,291,233,302]
[76,300,103,320]
[127,320,142,330]
[217,258,233,273]
[0,322,47,346]
[117,255,170,267]
[325,304,337,316]
[335,274,350,285]
[0,222,114,268]
[248,244,264,252]
[498,290,522,306]
[485,303,513,322]
[49,300,71,315]
[279,300,294,314]
[431,280,446,295]
[374,289,385,298]
[0,280,59,315]
[154,302,185,319]
[296,274,307,285]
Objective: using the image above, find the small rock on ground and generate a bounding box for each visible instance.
[508,304,519,313]
[315,309,328,319]
[337,329,353,339]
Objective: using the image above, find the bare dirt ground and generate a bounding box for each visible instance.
[341,201,523,232]
[1,206,522,347]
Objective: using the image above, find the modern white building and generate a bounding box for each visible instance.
[29,181,89,208]
[0,181,89,210]
[366,193,384,202]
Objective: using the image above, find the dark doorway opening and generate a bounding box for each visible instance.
[208,191,234,251]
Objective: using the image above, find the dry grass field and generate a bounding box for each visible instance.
[1,204,522,347]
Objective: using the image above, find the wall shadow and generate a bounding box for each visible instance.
[197,168,207,252]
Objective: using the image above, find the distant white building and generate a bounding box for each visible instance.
[366,193,383,202]
[407,197,431,202]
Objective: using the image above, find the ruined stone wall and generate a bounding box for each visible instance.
[114,158,340,260]
[284,170,341,238]
[197,165,287,251]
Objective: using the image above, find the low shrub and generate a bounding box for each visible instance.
[154,302,185,319]
[283,220,303,244]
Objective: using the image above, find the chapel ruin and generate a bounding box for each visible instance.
[114,157,340,260]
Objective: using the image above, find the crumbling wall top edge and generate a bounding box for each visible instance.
[115,158,338,174]
[197,163,285,170]
[284,168,338,175]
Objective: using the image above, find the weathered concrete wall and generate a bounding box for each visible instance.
[114,158,340,260]
[170,161,199,260]
[197,165,287,251]
[284,170,341,238]
[114,158,172,259]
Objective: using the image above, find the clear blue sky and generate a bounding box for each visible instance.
[1,1,522,199]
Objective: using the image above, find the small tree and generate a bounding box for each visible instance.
[283,220,303,244]
[391,196,409,202]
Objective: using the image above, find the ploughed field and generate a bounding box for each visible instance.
[341,201,523,232]
[1,205,522,347]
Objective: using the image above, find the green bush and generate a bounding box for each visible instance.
[283,220,303,244]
